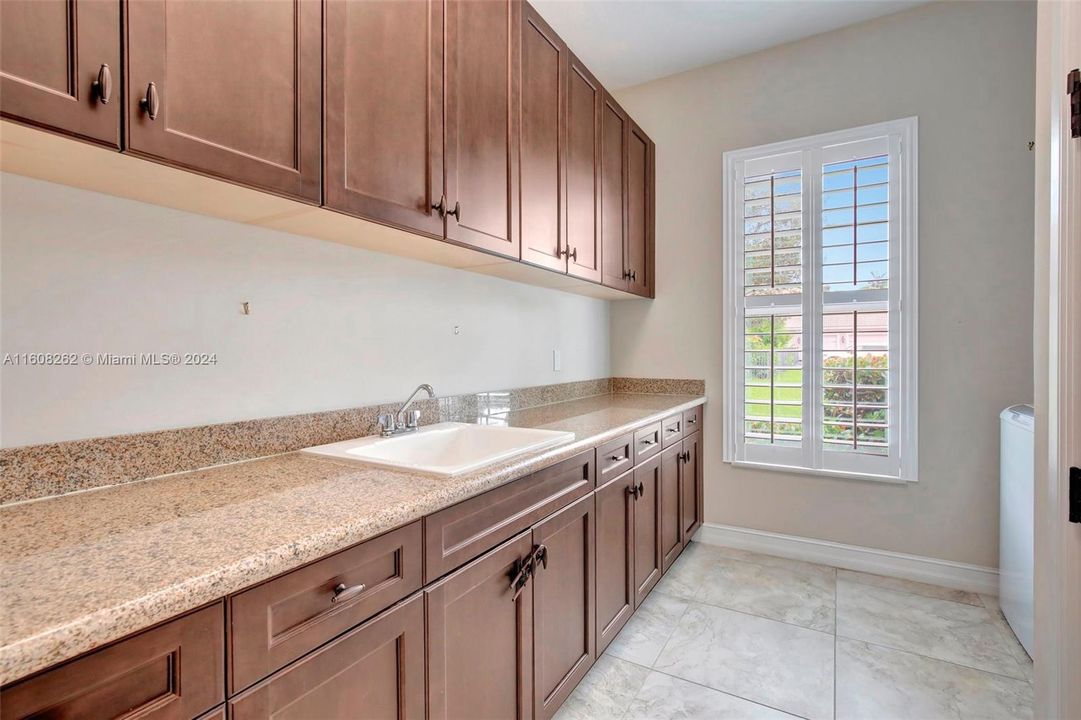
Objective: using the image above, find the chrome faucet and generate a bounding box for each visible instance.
[378,384,436,437]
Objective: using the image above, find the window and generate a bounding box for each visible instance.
[723,118,918,482]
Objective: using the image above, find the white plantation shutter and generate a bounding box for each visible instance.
[724,119,918,482]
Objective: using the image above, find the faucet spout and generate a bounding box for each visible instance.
[395,383,436,428]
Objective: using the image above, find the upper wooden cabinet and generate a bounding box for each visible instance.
[0,0,120,147]
[324,0,444,238]
[124,0,321,202]
[626,119,654,297]
[600,93,629,291]
[564,54,604,283]
[519,5,568,273]
[445,0,521,258]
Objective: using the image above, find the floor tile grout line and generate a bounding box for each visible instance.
[835,633,1033,684]
[610,653,809,720]
[662,591,837,637]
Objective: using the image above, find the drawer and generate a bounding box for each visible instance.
[633,422,663,463]
[229,520,422,693]
[1,603,224,720]
[683,406,702,434]
[230,593,425,720]
[424,448,595,582]
[661,414,683,449]
[597,432,634,486]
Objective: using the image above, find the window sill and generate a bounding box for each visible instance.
[726,459,914,485]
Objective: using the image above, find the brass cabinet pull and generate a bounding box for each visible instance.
[331,581,367,604]
[639,438,657,446]
[432,195,447,217]
[93,64,112,105]
[558,247,578,261]
[637,481,645,497]
[687,417,697,425]
[608,454,624,462]
[680,451,691,463]
[140,82,159,120]
[449,201,461,222]
[666,426,680,434]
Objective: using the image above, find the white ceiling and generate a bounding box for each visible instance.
[531,0,930,89]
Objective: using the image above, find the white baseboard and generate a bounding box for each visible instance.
[694,522,999,595]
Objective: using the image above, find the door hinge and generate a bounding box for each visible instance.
[1070,466,1080,524]
[1068,68,1080,139]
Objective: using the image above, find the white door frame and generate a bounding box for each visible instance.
[1034,3,1079,718]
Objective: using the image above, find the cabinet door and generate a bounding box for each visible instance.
[632,454,662,607]
[681,431,703,542]
[594,469,635,653]
[125,0,321,201]
[445,0,520,258]
[229,594,425,720]
[519,4,567,273]
[324,0,444,237]
[532,494,595,720]
[626,119,654,297]
[600,93,628,291]
[0,0,120,146]
[427,531,534,720]
[659,444,684,572]
[1,603,223,720]
[565,54,603,282]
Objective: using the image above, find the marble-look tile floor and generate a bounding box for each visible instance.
[555,542,1033,720]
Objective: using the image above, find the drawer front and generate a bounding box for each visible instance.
[683,406,702,434]
[1,603,224,720]
[597,433,634,486]
[632,422,663,464]
[661,414,683,449]
[230,521,423,693]
[424,449,595,582]
[231,593,425,720]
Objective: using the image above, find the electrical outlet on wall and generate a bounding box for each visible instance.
[553,350,561,372]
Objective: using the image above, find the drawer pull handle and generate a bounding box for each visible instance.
[666,427,680,433]
[331,582,367,604]
[640,438,657,446]
[687,418,697,425]
[93,63,112,104]
[140,82,160,120]
[608,454,624,461]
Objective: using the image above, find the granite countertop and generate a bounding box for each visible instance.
[0,392,704,685]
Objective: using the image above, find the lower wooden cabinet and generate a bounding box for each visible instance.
[427,531,535,720]
[0,603,224,720]
[681,430,703,542]
[659,444,684,573]
[229,593,425,720]
[594,468,636,653]
[532,494,596,720]
[632,454,663,608]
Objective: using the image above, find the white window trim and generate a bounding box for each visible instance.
[722,117,919,483]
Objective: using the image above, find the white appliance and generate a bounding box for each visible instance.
[999,404,1034,657]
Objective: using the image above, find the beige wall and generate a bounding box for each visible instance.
[612,1,1035,567]
[0,174,610,447]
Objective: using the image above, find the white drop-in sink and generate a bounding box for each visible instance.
[301,422,575,477]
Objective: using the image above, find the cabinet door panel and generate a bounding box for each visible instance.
[445,0,520,257]
[626,120,653,297]
[1,0,120,146]
[600,94,627,290]
[125,0,321,201]
[660,444,683,572]
[532,494,595,720]
[632,454,662,607]
[682,431,703,541]
[595,470,635,653]
[565,54,602,282]
[519,5,566,273]
[1,603,223,720]
[324,0,443,237]
[229,594,425,720]
[427,531,534,720]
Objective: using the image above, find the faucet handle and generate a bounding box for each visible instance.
[405,409,421,430]
[377,413,396,436]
